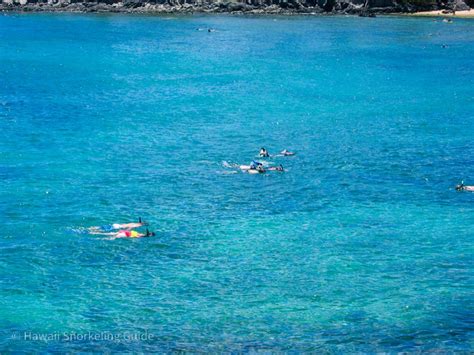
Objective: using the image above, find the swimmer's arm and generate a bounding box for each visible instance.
[125,223,142,229]
[121,226,135,231]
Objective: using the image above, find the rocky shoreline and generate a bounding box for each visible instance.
[0,0,471,15]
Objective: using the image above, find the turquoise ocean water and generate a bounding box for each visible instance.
[1,13,473,352]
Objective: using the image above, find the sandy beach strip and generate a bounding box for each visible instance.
[406,9,474,18]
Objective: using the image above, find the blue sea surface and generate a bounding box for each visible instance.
[0,12,473,352]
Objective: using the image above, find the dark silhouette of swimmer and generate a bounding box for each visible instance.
[259,147,270,157]
[456,182,474,191]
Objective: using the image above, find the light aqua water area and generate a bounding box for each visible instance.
[1,12,473,352]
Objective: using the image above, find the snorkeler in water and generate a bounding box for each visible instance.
[247,164,266,174]
[259,147,270,157]
[90,228,156,239]
[235,161,283,174]
[280,149,295,156]
[268,164,285,172]
[224,160,280,174]
[239,160,261,171]
[88,218,147,232]
[455,182,474,192]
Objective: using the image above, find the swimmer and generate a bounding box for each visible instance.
[280,149,295,156]
[268,164,284,172]
[250,160,263,169]
[88,218,147,232]
[247,164,266,174]
[90,228,156,239]
[233,161,265,174]
[455,182,474,192]
[240,160,263,171]
[259,147,270,157]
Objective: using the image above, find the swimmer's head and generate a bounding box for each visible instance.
[456,184,464,191]
[145,229,155,237]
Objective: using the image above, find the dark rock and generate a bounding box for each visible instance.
[464,0,474,7]
[453,0,470,10]
[227,2,246,10]
[0,0,470,14]
[123,0,141,7]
